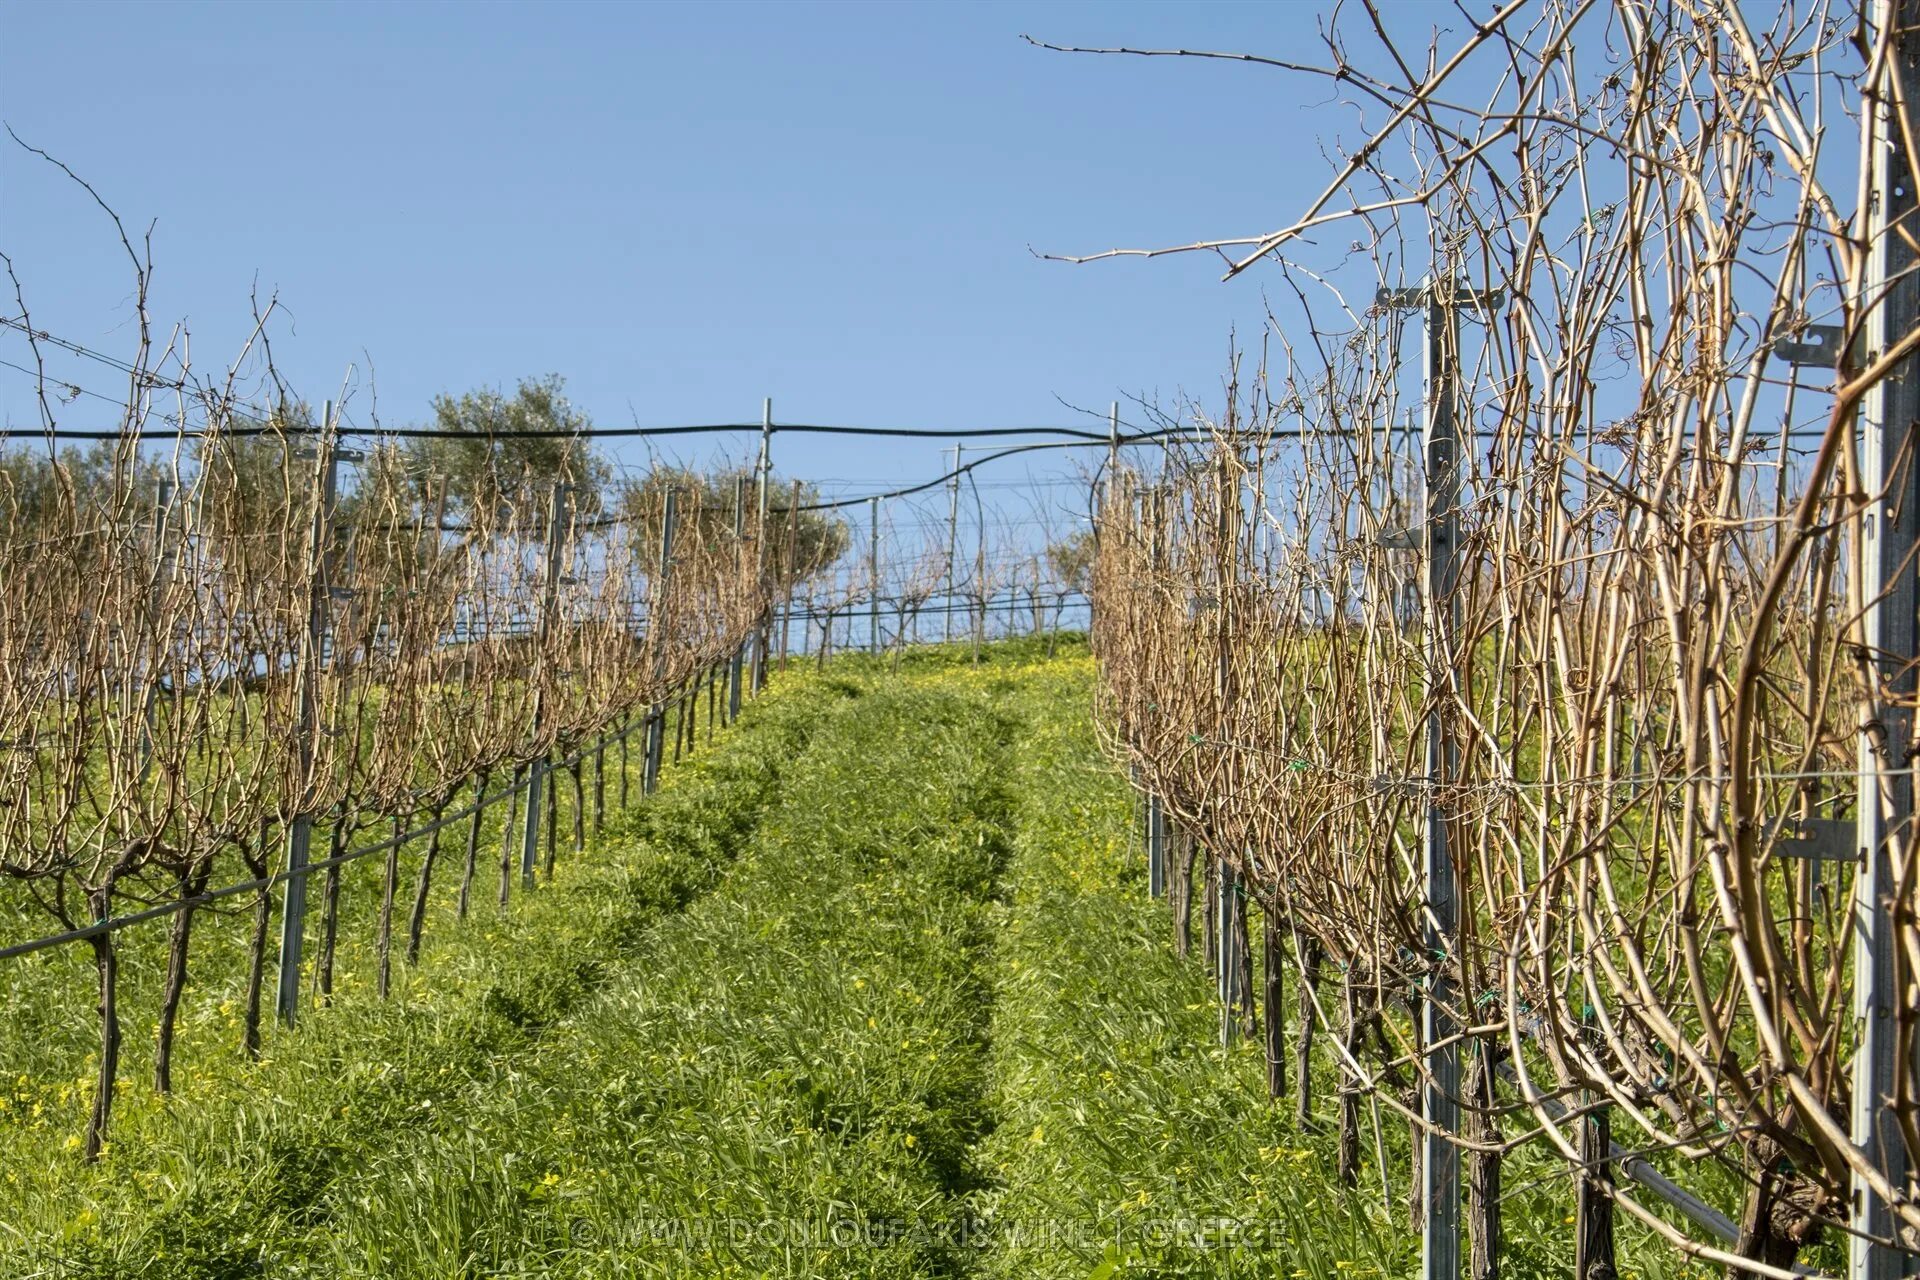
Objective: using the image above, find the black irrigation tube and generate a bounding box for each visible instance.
[542,428,1220,529]
[247,429,1216,536]
[5,418,1841,447]
[775,420,1843,520]
[2,415,1823,537]
[3,421,1136,445]
[0,700,669,963]
[773,428,1219,515]
[0,314,1853,449]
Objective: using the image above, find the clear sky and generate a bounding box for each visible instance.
[0,0,1380,532]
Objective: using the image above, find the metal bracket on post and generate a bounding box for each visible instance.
[277,405,346,1027]
[1376,286,1428,308]
[1769,322,1851,367]
[1853,5,1920,1272]
[1766,816,1862,865]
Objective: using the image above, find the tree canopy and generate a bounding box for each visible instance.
[406,375,609,528]
[0,377,849,586]
[614,465,848,584]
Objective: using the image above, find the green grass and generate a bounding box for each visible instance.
[0,685,727,1115]
[972,656,1732,1280]
[972,657,1411,1280]
[0,674,842,1276]
[0,637,1741,1279]
[294,676,1017,1277]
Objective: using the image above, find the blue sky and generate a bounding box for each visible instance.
[0,1,1387,536]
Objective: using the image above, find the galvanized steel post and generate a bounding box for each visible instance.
[521,482,569,887]
[729,475,746,721]
[277,402,345,1026]
[751,399,772,693]
[1380,275,1498,1280]
[1148,791,1166,899]
[644,488,679,794]
[1854,5,1920,1271]
[1420,280,1463,1280]
[946,444,961,643]
[869,495,881,655]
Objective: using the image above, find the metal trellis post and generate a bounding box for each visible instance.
[1148,791,1166,899]
[1380,276,1496,1280]
[1854,4,1920,1271]
[1218,857,1238,1047]
[1575,1010,1616,1280]
[644,488,679,794]
[779,478,801,671]
[277,402,346,1026]
[751,399,772,693]
[521,482,568,888]
[139,475,177,784]
[1102,402,1118,644]
[1422,279,1464,1280]
[946,443,961,643]
[869,495,881,655]
[729,475,747,721]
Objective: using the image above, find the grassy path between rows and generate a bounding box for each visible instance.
[305,674,1017,1277]
[975,659,1410,1280]
[4,643,1457,1279]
